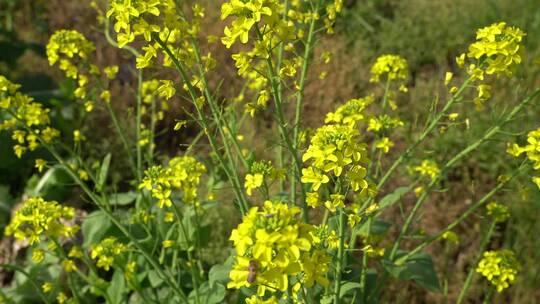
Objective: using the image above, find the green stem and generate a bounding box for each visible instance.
[135,69,143,181]
[390,87,540,260]
[334,209,346,304]
[255,25,307,218]
[291,2,319,219]
[396,166,522,264]
[153,34,249,214]
[105,102,137,178]
[359,216,373,300]
[457,220,496,304]
[0,264,51,304]
[374,78,472,193]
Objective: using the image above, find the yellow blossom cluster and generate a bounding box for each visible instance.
[370,54,408,88]
[140,156,206,207]
[228,201,330,297]
[47,29,119,112]
[221,0,342,116]
[91,237,128,271]
[107,0,205,70]
[324,96,374,127]
[476,249,520,292]
[301,124,370,193]
[244,160,284,196]
[5,197,78,245]
[456,22,525,109]
[507,127,540,189]
[412,160,440,181]
[486,201,510,222]
[0,76,60,158]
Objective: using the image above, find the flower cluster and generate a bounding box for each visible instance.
[140,156,206,207]
[107,1,204,70]
[47,30,119,112]
[412,160,440,181]
[457,22,525,109]
[228,201,329,296]
[5,197,78,245]
[507,127,540,189]
[476,249,520,292]
[0,76,59,158]
[46,30,95,79]
[91,237,127,271]
[302,124,369,192]
[486,201,510,222]
[370,54,408,88]
[324,96,374,127]
[244,160,284,196]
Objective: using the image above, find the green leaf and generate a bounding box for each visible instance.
[82,211,112,248]
[339,282,361,298]
[354,219,391,237]
[379,186,410,210]
[109,191,137,206]
[208,254,234,287]
[97,153,111,192]
[107,270,126,304]
[25,165,72,201]
[188,282,226,304]
[382,251,441,293]
[147,269,164,288]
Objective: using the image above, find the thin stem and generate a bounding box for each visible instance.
[457,220,496,304]
[389,87,540,260]
[334,209,346,304]
[374,78,472,193]
[255,25,307,219]
[153,34,249,214]
[0,264,51,304]
[396,166,522,263]
[105,102,137,178]
[135,69,143,181]
[291,2,319,219]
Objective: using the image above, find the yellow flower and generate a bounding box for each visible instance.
[245,173,264,196]
[476,250,520,292]
[444,72,453,86]
[370,54,408,84]
[42,282,54,293]
[5,197,78,245]
[162,240,175,248]
[35,159,47,173]
[228,201,324,297]
[32,249,45,263]
[413,160,440,181]
[375,137,394,154]
[440,231,460,245]
[62,259,77,272]
[91,237,127,271]
[306,192,320,208]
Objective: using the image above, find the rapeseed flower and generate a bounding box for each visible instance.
[5,197,78,245]
[476,250,520,292]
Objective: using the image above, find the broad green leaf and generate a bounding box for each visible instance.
[188,282,226,304]
[109,191,137,206]
[148,269,164,288]
[209,254,234,287]
[339,281,361,298]
[379,186,410,210]
[107,270,126,304]
[382,251,441,293]
[354,219,391,237]
[82,211,112,248]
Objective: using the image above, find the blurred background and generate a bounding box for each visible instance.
[1,0,540,302]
